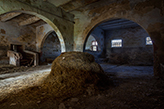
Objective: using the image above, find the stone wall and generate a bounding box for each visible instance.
[106,26,153,65]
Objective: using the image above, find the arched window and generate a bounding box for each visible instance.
[91,41,98,51]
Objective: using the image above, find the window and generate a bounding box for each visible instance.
[93,46,97,51]
[92,41,98,46]
[146,37,152,45]
[92,41,98,51]
[111,39,122,47]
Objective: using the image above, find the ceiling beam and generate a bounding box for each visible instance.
[100,20,132,27]
[58,0,100,12]
[19,16,40,26]
[0,12,22,22]
[47,0,72,7]
[100,23,139,30]
[99,22,137,28]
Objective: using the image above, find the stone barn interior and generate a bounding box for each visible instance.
[0,0,164,108]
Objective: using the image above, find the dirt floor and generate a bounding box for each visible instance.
[0,63,164,109]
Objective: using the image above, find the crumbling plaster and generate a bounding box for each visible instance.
[0,20,36,56]
[0,0,74,52]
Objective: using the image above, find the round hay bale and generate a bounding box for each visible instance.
[43,52,110,98]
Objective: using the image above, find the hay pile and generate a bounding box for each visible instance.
[42,51,110,98]
[0,52,110,105]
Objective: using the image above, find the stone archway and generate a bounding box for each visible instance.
[74,8,164,77]
[0,0,74,52]
[80,17,154,52]
[36,23,64,53]
[73,0,164,77]
[0,10,66,52]
[39,30,61,64]
[74,1,164,53]
[81,19,153,74]
[40,30,55,52]
[19,11,66,53]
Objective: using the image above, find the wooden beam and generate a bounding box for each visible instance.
[19,16,40,26]
[0,12,22,22]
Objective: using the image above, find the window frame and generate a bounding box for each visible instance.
[91,40,98,51]
[111,39,123,48]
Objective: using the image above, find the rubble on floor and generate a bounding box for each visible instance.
[0,63,164,108]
